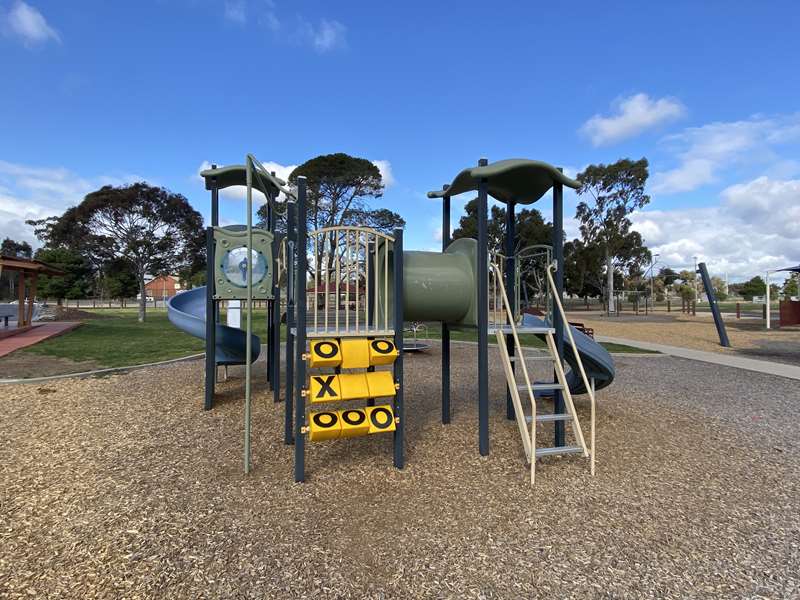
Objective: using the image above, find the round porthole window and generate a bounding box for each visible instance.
[221,247,268,288]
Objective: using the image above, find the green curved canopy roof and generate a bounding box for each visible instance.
[200,164,293,199]
[427,158,580,205]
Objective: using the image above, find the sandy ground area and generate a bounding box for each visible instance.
[1,346,799,598]
[570,310,800,365]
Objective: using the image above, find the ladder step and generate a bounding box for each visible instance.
[535,446,584,458]
[517,383,564,392]
[526,413,573,423]
[489,325,555,334]
[509,355,555,363]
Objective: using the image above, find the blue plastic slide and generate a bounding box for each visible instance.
[521,313,615,394]
[167,287,260,365]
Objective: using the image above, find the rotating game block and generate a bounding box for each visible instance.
[308,410,341,441]
[339,338,370,369]
[309,374,342,403]
[366,405,396,434]
[366,370,396,398]
[338,408,370,438]
[369,338,398,366]
[308,339,341,368]
[338,373,370,400]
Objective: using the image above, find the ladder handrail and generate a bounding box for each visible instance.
[545,262,596,475]
[491,263,537,482]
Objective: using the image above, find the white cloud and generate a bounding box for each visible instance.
[651,114,800,194]
[3,1,60,46]
[371,160,395,188]
[223,0,246,24]
[580,93,685,146]
[310,19,346,52]
[631,175,800,279]
[0,160,141,247]
[223,1,346,52]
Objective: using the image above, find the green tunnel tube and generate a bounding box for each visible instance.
[378,237,479,327]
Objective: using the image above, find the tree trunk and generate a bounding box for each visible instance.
[138,275,147,323]
[606,249,615,313]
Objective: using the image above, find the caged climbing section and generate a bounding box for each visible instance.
[286,182,405,482]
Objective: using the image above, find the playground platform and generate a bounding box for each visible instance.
[0,322,80,358]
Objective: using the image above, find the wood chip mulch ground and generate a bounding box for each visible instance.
[1,345,799,598]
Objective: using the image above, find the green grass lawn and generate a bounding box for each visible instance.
[20,309,652,369]
[22,310,205,368]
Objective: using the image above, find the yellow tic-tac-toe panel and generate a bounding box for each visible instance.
[308,339,342,368]
[340,338,371,369]
[366,405,396,434]
[338,373,370,400]
[308,410,341,441]
[338,408,370,438]
[366,370,396,398]
[369,338,398,366]
[309,374,342,403]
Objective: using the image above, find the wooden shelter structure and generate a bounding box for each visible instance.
[0,255,64,333]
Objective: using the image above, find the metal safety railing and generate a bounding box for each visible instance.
[545,261,596,477]
[306,226,395,337]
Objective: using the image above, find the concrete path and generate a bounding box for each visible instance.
[0,322,81,358]
[597,335,800,381]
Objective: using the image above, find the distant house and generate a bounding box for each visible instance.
[144,275,182,299]
[307,281,364,309]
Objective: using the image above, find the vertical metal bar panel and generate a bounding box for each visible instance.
[285,201,296,445]
[367,242,375,329]
[552,179,566,447]
[442,188,451,424]
[384,236,389,331]
[324,235,329,332]
[505,200,516,421]
[373,237,379,329]
[393,227,405,469]
[295,177,308,482]
[313,235,318,334]
[244,159,254,474]
[335,231,340,333]
[204,226,215,411]
[272,223,281,403]
[211,171,220,326]
[477,158,490,456]
[355,231,360,333]
[266,200,274,388]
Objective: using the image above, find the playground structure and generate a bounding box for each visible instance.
[168,155,616,484]
[0,255,63,338]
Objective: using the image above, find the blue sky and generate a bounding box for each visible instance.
[1,0,799,280]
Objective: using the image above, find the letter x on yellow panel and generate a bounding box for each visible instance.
[309,375,342,403]
[308,339,341,368]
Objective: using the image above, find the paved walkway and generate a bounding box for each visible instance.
[0,322,81,358]
[597,335,800,381]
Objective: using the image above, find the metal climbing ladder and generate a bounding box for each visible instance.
[491,262,596,484]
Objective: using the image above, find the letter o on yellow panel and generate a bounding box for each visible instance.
[339,408,370,438]
[308,410,341,441]
[367,405,396,434]
[369,338,398,366]
[309,339,341,368]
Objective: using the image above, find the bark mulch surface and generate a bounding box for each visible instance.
[2,346,799,598]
